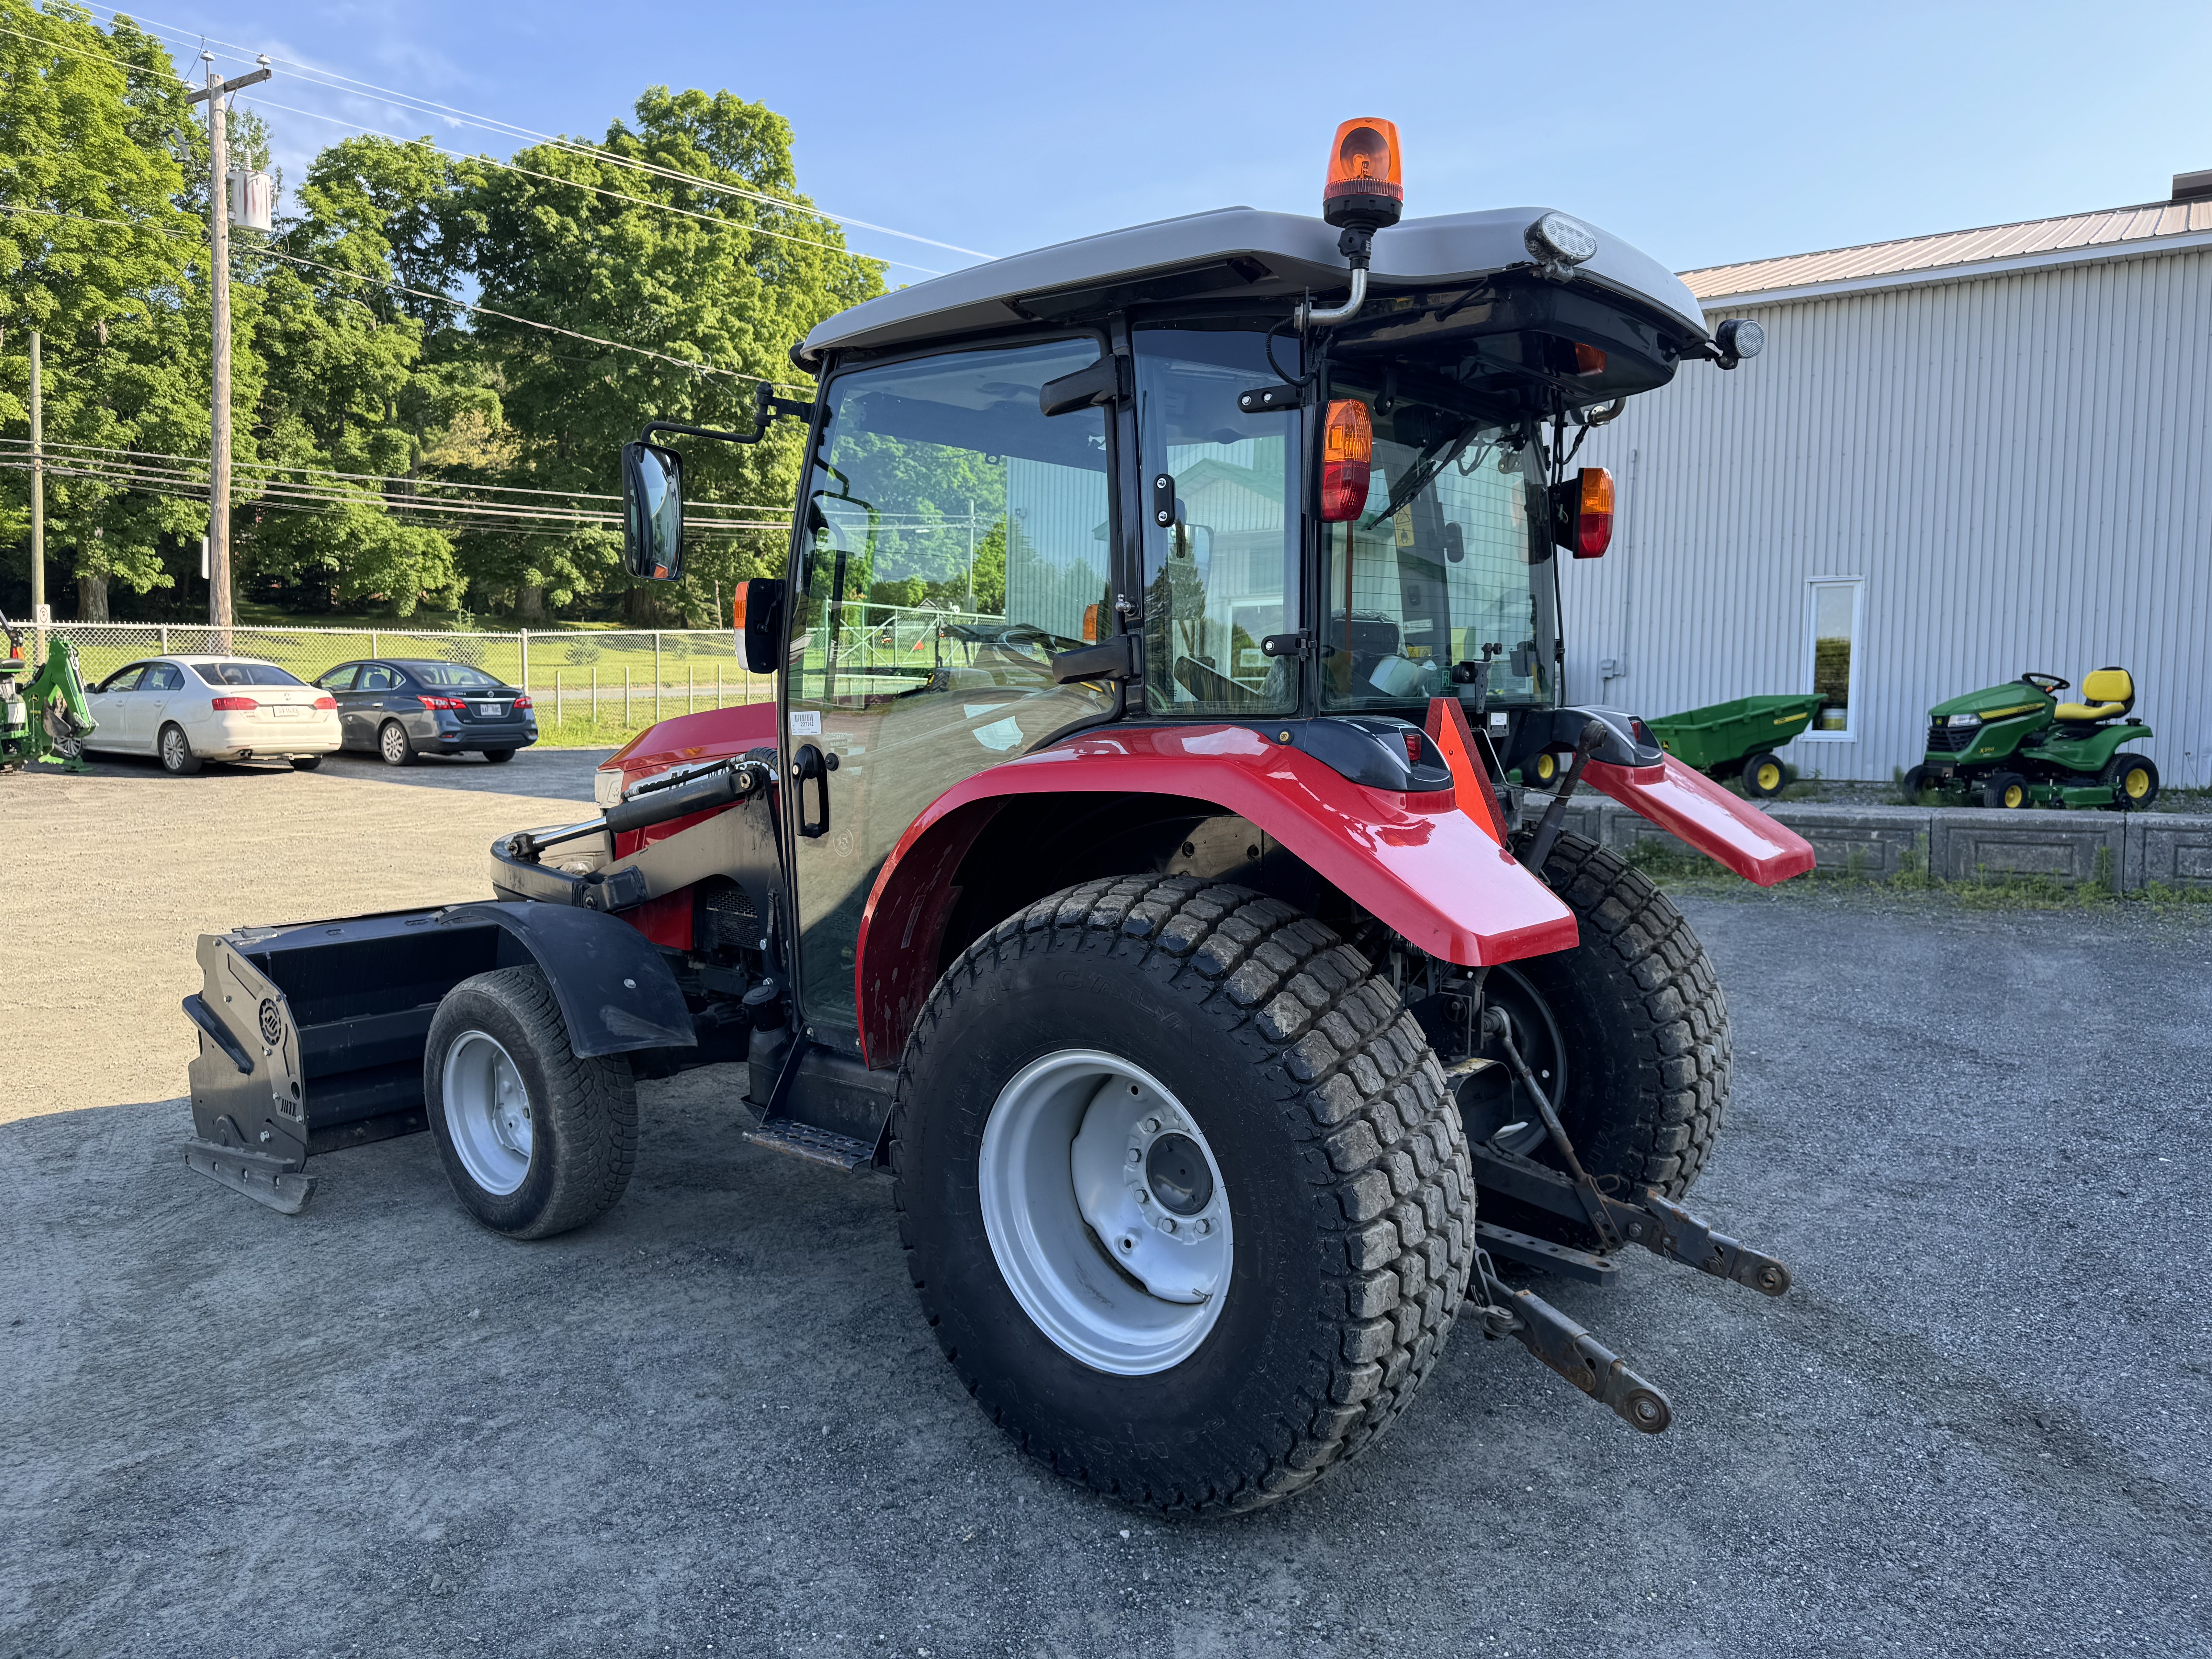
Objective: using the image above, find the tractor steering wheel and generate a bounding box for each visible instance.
[2020,671,2069,694]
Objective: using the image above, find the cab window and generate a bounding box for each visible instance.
[357,665,399,692]
[1135,330,1300,718]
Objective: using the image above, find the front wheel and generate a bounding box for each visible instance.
[481,747,517,764]
[158,722,201,776]
[894,876,1474,1515]
[1900,763,1940,804]
[424,966,637,1238]
[2103,753,2158,810]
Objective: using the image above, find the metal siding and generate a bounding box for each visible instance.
[1565,244,2212,785]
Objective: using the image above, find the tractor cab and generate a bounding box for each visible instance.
[184,120,1820,1517]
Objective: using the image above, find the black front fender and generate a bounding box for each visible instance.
[438,901,694,1056]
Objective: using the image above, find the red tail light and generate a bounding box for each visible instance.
[513,694,532,711]
[210,696,256,711]
[313,695,337,710]
[1320,399,1373,522]
[418,694,467,711]
[1573,467,1614,558]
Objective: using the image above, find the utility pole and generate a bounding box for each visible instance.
[186,51,270,647]
[27,330,42,632]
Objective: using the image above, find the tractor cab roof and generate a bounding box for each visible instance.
[800,205,1709,364]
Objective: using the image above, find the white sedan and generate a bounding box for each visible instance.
[82,656,343,775]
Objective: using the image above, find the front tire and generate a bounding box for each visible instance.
[378,720,417,767]
[894,876,1474,1515]
[481,747,517,764]
[158,723,201,776]
[424,967,637,1238]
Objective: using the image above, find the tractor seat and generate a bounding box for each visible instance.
[2053,667,2135,724]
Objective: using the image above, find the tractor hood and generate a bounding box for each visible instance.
[801,206,1710,362]
[1929,681,2054,722]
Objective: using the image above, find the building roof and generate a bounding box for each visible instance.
[1683,197,2212,305]
[802,206,1709,359]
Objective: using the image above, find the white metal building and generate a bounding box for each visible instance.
[1564,171,2212,786]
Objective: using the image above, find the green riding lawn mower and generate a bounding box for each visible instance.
[0,612,94,773]
[1903,668,2157,810]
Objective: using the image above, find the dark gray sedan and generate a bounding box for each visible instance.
[314,659,540,765]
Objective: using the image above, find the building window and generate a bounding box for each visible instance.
[1805,578,1862,740]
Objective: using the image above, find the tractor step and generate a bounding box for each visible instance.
[1475,1219,1618,1284]
[183,1137,317,1216]
[1475,1266,1671,1434]
[743,1117,874,1171]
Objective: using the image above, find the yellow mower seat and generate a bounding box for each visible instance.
[2053,667,2134,724]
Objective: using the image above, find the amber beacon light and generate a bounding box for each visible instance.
[1322,118,1404,232]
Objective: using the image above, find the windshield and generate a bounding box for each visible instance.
[405,662,503,689]
[193,661,307,687]
[1319,394,1554,712]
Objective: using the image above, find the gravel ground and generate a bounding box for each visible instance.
[3,755,2210,1657]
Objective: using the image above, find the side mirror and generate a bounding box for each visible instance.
[622,441,685,581]
[1442,522,1465,564]
[734,579,786,676]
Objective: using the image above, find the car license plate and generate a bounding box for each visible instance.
[271,704,303,719]
[474,701,506,717]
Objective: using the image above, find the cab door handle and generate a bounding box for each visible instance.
[791,743,833,839]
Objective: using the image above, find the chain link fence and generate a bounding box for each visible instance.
[27,603,1000,744]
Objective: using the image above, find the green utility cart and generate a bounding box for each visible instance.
[1646,694,1822,798]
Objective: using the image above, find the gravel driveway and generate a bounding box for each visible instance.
[3,753,2208,1657]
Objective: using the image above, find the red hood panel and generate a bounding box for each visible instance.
[603,701,777,787]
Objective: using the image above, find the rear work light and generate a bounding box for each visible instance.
[210,696,256,712]
[312,696,337,710]
[417,694,467,711]
[1320,400,1374,521]
[1571,467,1614,558]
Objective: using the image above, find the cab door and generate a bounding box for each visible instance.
[780,337,1122,1052]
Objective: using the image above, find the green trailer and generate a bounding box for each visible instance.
[1646,694,1822,798]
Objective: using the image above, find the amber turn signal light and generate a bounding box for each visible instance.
[1572,466,1614,558]
[1322,118,1404,232]
[1320,400,1374,521]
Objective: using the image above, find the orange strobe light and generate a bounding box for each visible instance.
[1573,467,1615,558]
[1321,400,1374,521]
[1322,118,1404,231]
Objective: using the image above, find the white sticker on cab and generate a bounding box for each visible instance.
[789,710,822,735]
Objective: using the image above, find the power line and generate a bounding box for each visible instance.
[77,4,991,261]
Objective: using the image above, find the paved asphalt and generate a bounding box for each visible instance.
[3,830,2209,1654]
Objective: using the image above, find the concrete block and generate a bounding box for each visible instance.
[1929,807,2125,887]
[2126,812,2212,890]
[1764,804,1933,879]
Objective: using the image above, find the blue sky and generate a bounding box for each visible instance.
[120,0,2212,283]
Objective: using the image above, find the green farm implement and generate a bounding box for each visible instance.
[0,614,94,773]
[1646,694,1822,799]
[1904,668,2156,810]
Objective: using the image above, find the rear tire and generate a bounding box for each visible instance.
[1742,750,1786,798]
[378,720,417,767]
[894,876,1475,1515]
[289,755,323,771]
[1983,771,2028,809]
[1472,831,1728,1240]
[481,747,517,764]
[158,722,201,776]
[2103,753,2158,810]
[424,966,637,1238]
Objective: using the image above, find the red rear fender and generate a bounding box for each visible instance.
[854,724,1578,1068]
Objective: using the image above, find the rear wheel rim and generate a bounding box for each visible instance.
[161,728,186,769]
[1755,762,1781,792]
[2125,768,2149,799]
[442,1030,533,1195]
[381,724,406,763]
[977,1048,1231,1376]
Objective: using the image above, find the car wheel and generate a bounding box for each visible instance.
[158,723,201,776]
[289,756,324,771]
[481,748,517,764]
[424,967,638,1238]
[378,720,417,767]
[894,875,1474,1515]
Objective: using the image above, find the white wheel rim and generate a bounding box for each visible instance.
[442,1030,534,1195]
[163,729,185,767]
[977,1048,1232,1376]
[382,725,405,761]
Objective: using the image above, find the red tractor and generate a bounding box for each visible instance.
[184,120,1810,1513]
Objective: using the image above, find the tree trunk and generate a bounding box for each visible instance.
[77,568,110,621]
[518,582,547,622]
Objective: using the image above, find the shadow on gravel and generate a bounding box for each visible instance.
[4,902,2209,1659]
